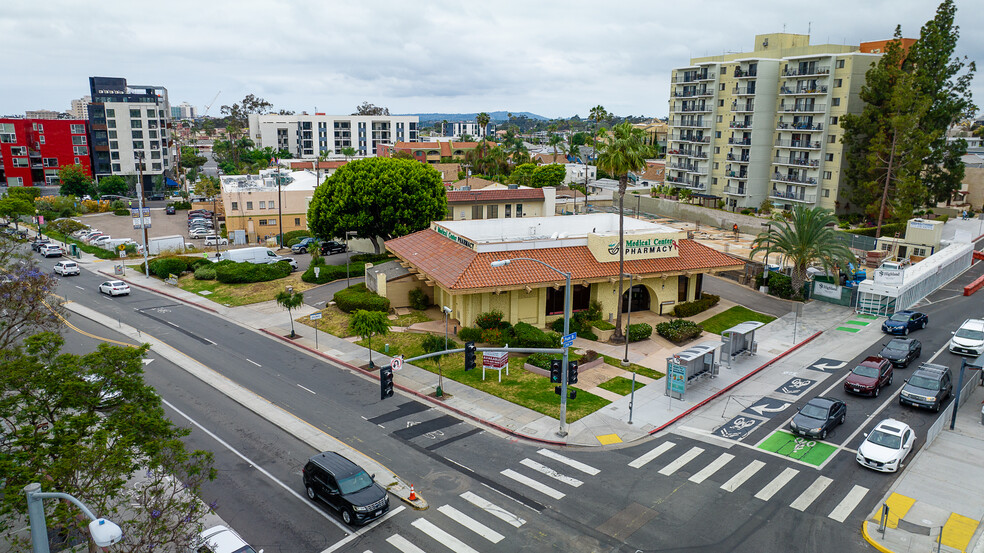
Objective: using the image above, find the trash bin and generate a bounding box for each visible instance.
[69,244,80,258]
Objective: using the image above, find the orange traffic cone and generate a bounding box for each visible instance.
[408,485,417,501]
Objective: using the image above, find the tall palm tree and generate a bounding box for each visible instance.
[597,122,647,343]
[589,105,609,163]
[476,112,491,140]
[749,206,856,297]
[547,133,564,163]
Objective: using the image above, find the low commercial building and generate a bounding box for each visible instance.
[379,141,480,163]
[445,187,555,221]
[385,213,743,328]
[220,168,317,243]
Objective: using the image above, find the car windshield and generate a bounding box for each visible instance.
[889,313,911,322]
[337,471,373,495]
[955,328,984,341]
[867,430,902,449]
[883,342,907,353]
[799,403,828,419]
[908,375,940,390]
[852,366,879,378]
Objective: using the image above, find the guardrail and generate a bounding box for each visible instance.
[964,275,984,296]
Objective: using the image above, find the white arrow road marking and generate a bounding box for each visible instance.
[812,361,847,370]
[141,359,154,365]
[748,402,791,416]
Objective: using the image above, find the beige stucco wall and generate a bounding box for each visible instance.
[222,187,312,241]
[448,198,550,221]
[386,275,429,309]
[965,166,984,209]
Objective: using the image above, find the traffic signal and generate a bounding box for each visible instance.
[550,359,563,384]
[554,386,562,395]
[380,366,394,400]
[567,360,579,385]
[464,341,477,371]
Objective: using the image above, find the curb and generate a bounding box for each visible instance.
[96,268,219,313]
[648,330,824,435]
[861,520,896,553]
[259,328,567,447]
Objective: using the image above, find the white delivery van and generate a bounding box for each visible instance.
[214,247,297,270]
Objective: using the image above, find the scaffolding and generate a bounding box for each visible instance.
[856,242,973,316]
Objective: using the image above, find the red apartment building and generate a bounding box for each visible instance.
[0,118,91,187]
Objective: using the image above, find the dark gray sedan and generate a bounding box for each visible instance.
[789,396,846,440]
[878,338,922,367]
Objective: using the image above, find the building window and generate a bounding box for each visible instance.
[712,177,718,185]
[71,124,86,134]
[6,177,23,186]
[294,217,301,226]
[107,120,116,129]
[546,284,590,315]
[505,204,511,218]
[881,243,892,251]
[837,59,845,69]
[828,135,836,144]
[719,100,724,107]
[259,201,266,209]
[246,201,253,210]
[131,119,142,129]
[10,146,26,155]
[516,204,523,217]
[832,98,841,107]
[129,109,141,117]
[12,158,29,168]
[133,141,144,149]
[150,141,159,149]
[259,219,268,226]
[151,163,161,170]
[719,83,725,91]
[72,135,87,145]
[132,130,143,139]
[149,130,158,139]
[823,189,830,197]
[106,109,115,117]
[715,131,721,138]
[829,116,838,126]
[714,147,720,154]
[108,130,117,139]
[231,202,238,210]
[823,171,832,180]
[268,219,276,225]
[268,200,275,209]
[151,150,160,159]
[912,247,927,256]
[717,115,723,123]
[487,205,498,218]
[825,153,834,161]
[834,79,843,88]
[112,163,121,172]
[471,205,484,219]
[72,146,88,155]
[111,151,119,160]
[109,141,118,150]
[43,157,57,167]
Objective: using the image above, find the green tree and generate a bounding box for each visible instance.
[307,158,447,253]
[509,163,537,186]
[57,164,94,198]
[0,197,34,231]
[0,333,215,551]
[179,145,208,171]
[532,164,567,188]
[547,133,564,161]
[275,289,304,338]
[597,122,647,343]
[341,146,357,161]
[98,175,129,198]
[476,112,491,139]
[0,232,61,349]
[348,309,389,369]
[750,207,856,297]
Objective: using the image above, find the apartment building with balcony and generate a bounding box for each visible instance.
[248,113,419,158]
[0,118,92,187]
[667,33,886,213]
[87,77,176,185]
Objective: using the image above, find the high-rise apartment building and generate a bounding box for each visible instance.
[70,96,91,120]
[666,33,889,213]
[171,102,198,120]
[248,113,419,158]
[0,117,91,186]
[87,77,176,184]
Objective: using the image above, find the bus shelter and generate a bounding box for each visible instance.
[721,321,765,368]
[665,341,722,400]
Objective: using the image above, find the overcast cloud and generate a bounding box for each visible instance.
[2,0,980,120]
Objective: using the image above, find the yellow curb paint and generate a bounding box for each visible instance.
[871,493,915,529]
[596,433,623,445]
[861,520,896,553]
[941,512,977,552]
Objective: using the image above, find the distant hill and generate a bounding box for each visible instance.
[398,111,549,123]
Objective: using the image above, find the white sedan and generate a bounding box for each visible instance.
[98,280,131,296]
[193,525,262,553]
[856,418,916,473]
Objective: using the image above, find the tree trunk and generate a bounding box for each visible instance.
[369,236,381,254]
[612,177,628,343]
[791,265,806,300]
[875,130,898,239]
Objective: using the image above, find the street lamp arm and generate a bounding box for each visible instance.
[32,491,98,521]
[490,257,571,279]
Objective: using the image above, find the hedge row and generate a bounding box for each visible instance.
[333,283,390,313]
[672,293,720,318]
[627,322,654,342]
[301,261,368,284]
[214,260,291,284]
[841,223,906,237]
[656,319,702,343]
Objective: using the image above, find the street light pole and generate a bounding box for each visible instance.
[24,483,122,553]
[135,152,150,277]
[345,230,358,287]
[491,258,571,437]
[623,273,637,424]
[761,221,772,268]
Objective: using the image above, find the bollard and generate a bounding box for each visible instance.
[878,504,889,535]
[384,343,389,354]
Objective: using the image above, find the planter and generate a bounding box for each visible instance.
[524,356,603,377]
[593,327,615,342]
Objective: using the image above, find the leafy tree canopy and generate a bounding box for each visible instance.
[98,175,130,198]
[58,164,94,198]
[532,163,567,188]
[353,101,390,116]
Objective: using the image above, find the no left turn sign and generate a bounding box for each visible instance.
[390,356,404,371]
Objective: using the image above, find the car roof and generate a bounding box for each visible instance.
[873,419,908,436]
[886,338,914,345]
[106,280,126,285]
[199,526,248,552]
[912,365,947,378]
[308,451,363,477]
[806,396,838,408]
[859,356,885,366]
[959,319,984,329]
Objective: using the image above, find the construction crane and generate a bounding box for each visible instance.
[202,91,221,117]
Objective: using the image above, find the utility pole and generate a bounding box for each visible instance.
[135,152,150,276]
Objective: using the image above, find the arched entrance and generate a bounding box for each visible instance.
[621,284,651,313]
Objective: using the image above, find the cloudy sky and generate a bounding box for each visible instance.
[2,0,981,120]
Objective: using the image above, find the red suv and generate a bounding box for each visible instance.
[844,356,894,397]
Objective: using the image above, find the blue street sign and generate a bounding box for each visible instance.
[562,332,577,347]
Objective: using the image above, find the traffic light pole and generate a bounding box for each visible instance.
[558,270,571,438]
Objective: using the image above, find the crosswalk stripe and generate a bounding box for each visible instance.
[460,491,526,528]
[520,458,584,487]
[411,519,481,553]
[755,467,799,501]
[537,448,600,475]
[501,469,565,499]
[721,460,765,492]
[387,533,427,553]
[828,484,868,523]
[790,476,833,511]
[658,446,704,476]
[689,453,734,484]
[438,505,504,543]
[628,441,676,469]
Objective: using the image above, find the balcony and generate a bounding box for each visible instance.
[732,86,757,96]
[772,172,819,185]
[779,85,829,95]
[783,66,830,77]
[668,162,694,171]
[678,104,711,113]
[723,185,747,196]
[727,153,750,163]
[676,118,711,128]
[773,156,820,167]
[775,139,822,150]
[673,90,699,98]
[687,167,708,176]
[31,162,43,169]
[728,137,752,146]
[770,189,817,203]
[729,120,753,129]
[28,149,42,158]
[734,68,758,79]
[731,102,754,113]
[673,135,711,144]
[779,103,827,113]
[777,122,824,132]
[726,171,748,180]
[698,71,716,81]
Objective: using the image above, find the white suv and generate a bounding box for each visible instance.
[949,318,984,356]
[53,260,80,276]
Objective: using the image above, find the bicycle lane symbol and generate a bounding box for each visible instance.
[713,415,761,440]
[775,377,816,396]
[776,436,817,460]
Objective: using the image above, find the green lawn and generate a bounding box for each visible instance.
[176,272,317,306]
[599,354,664,380]
[357,332,610,422]
[699,306,777,335]
[598,376,646,395]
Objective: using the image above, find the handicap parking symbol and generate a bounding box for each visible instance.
[775,377,816,396]
[713,415,761,440]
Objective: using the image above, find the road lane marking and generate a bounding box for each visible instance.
[721,460,765,492]
[460,491,526,528]
[536,449,600,475]
[628,441,676,468]
[790,476,833,511]
[500,469,564,499]
[411,519,481,553]
[246,358,261,367]
[297,384,316,394]
[689,453,734,484]
[386,534,425,553]
[828,484,868,522]
[438,505,504,543]
[519,458,583,487]
[75,285,85,290]
[658,446,704,476]
[320,506,405,553]
[754,467,799,501]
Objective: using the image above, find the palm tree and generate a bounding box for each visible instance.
[749,206,856,297]
[589,105,609,163]
[597,122,647,343]
[476,112,491,140]
[547,133,564,163]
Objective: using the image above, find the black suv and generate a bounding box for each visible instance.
[899,363,953,412]
[320,241,347,255]
[302,452,389,525]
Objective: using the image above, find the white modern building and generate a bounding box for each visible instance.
[171,102,198,120]
[248,113,419,158]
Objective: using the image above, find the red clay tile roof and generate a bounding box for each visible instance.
[386,229,744,292]
[290,160,347,170]
[447,188,544,203]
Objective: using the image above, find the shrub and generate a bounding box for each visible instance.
[333,283,390,313]
[194,265,216,280]
[481,327,507,346]
[282,230,310,246]
[168,200,192,210]
[672,293,721,318]
[581,350,600,363]
[148,257,189,279]
[842,222,906,237]
[626,323,653,342]
[580,328,598,341]
[740,208,752,215]
[526,353,554,370]
[110,199,129,211]
[756,271,795,299]
[550,311,592,335]
[592,319,615,331]
[408,287,430,310]
[215,260,291,284]
[188,257,213,270]
[301,261,367,284]
[351,253,392,263]
[287,236,310,247]
[458,326,483,342]
[475,310,505,330]
[113,208,130,216]
[421,334,457,357]
[512,322,553,348]
[939,214,950,223]
[586,300,602,321]
[655,320,700,343]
